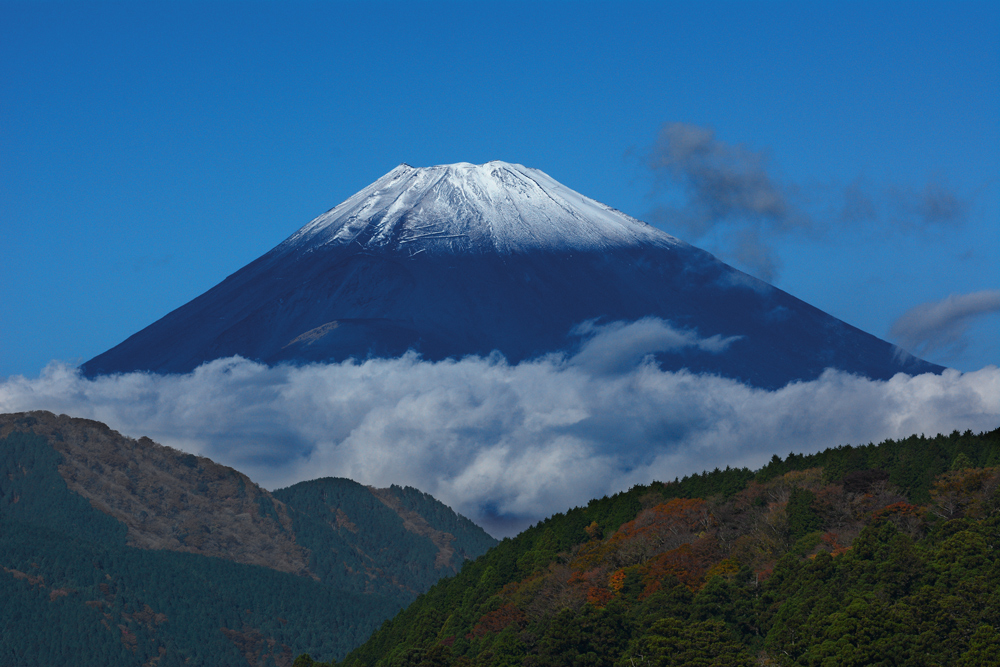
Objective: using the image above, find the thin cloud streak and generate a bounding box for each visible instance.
[891,290,1000,359]
[1,319,997,537]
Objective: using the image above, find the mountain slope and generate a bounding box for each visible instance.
[337,428,1000,667]
[81,162,940,389]
[0,411,497,664]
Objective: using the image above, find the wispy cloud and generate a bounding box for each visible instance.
[647,123,792,225]
[644,123,804,282]
[643,123,971,283]
[891,290,1000,359]
[3,319,996,537]
[841,178,969,230]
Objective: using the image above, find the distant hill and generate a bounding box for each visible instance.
[336,427,1000,667]
[0,411,496,665]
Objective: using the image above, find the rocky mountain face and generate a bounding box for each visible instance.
[0,411,497,665]
[82,162,940,389]
[0,411,494,588]
[1,411,311,575]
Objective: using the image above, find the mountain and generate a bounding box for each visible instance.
[81,161,939,388]
[0,411,496,665]
[336,428,1000,667]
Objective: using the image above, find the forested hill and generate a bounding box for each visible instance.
[331,428,1000,667]
[272,478,497,597]
[0,411,496,665]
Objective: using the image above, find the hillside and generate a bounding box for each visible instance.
[334,428,1000,667]
[0,411,496,665]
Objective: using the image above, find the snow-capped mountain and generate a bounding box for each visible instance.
[82,161,940,387]
[282,162,674,255]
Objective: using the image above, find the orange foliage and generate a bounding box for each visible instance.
[608,569,626,592]
[606,498,713,568]
[567,566,606,587]
[779,468,823,489]
[500,580,523,597]
[584,521,603,540]
[586,586,614,607]
[733,481,769,511]
[569,539,608,570]
[930,467,1000,519]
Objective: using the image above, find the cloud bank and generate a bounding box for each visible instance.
[2,319,998,537]
[891,290,1000,359]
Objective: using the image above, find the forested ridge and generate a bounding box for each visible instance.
[319,428,1000,667]
[0,412,496,665]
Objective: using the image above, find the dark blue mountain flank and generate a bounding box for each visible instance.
[82,162,940,388]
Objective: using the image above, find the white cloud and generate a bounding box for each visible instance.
[2,319,997,537]
[569,317,741,374]
[891,290,1000,359]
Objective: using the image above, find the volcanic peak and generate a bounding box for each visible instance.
[279,161,679,257]
[80,160,943,384]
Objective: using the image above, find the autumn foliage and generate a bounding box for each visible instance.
[467,603,526,639]
[343,428,1000,667]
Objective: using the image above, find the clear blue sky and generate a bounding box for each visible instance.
[3,0,998,378]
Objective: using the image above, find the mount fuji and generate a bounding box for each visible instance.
[82,161,940,388]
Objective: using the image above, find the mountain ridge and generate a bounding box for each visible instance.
[0,411,496,595]
[0,410,498,664]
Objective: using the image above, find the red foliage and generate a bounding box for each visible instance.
[568,567,606,587]
[872,502,921,519]
[818,531,850,557]
[606,498,713,568]
[467,603,526,639]
[637,538,717,597]
[612,498,710,545]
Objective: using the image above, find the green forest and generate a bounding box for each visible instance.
[4,415,999,666]
[317,428,1000,667]
[273,478,496,598]
[0,428,407,665]
[1,411,500,665]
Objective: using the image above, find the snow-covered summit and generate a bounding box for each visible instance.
[281,161,679,255]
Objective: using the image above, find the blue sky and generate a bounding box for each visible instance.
[2,0,998,378]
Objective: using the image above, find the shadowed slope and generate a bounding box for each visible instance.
[82,162,941,388]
